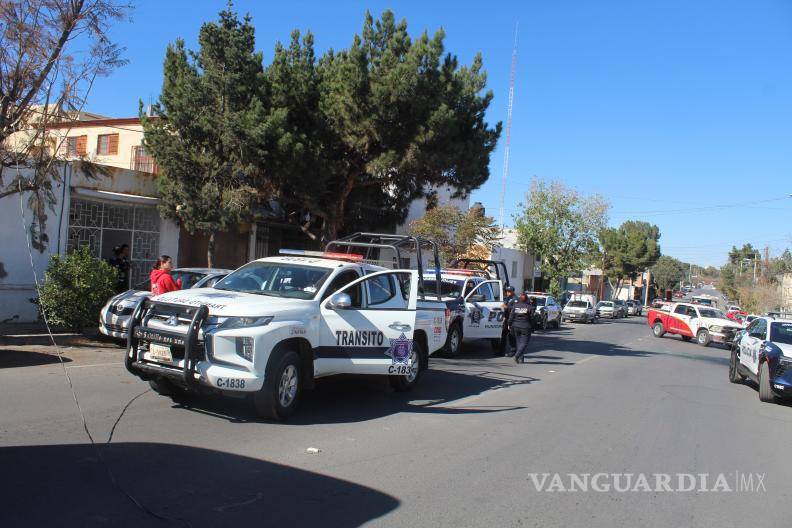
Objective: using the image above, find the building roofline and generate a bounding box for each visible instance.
[45,117,158,130]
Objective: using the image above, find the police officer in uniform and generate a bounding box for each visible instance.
[508,292,536,363]
[498,285,516,356]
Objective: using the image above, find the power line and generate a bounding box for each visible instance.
[611,196,791,216]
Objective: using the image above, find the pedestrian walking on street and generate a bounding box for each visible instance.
[150,255,181,296]
[499,285,516,356]
[509,292,535,364]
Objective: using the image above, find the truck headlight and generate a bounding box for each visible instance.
[709,325,722,333]
[220,316,273,329]
[779,355,792,366]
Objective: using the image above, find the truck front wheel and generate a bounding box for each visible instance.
[389,340,425,392]
[254,350,301,420]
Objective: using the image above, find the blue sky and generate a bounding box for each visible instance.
[88,0,792,267]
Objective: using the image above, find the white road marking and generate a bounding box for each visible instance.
[575,355,599,365]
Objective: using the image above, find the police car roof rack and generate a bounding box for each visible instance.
[326,232,442,301]
[449,258,511,287]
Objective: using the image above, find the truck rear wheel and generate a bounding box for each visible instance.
[652,322,665,338]
[444,322,462,357]
[254,350,301,420]
[389,339,424,392]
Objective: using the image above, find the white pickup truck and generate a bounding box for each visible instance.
[419,259,510,356]
[125,234,452,420]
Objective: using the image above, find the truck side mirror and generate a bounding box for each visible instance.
[328,293,352,310]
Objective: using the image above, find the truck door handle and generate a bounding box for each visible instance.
[389,323,412,332]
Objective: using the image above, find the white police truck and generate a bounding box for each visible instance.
[125,234,453,420]
[419,259,510,356]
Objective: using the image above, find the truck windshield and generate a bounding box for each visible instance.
[529,296,546,306]
[566,301,587,308]
[770,323,792,345]
[698,308,725,319]
[214,262,332,299]
[420,279,465,297]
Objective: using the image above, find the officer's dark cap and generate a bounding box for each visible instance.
[505,286,515,292]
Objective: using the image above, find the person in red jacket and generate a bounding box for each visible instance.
[150,255,181,296]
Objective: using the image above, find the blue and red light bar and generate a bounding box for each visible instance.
[279,249,365,262]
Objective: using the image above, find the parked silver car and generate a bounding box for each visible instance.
[626,300,642,316]
[613,300,628,318]
[562,300,597,323]
[596,301,618,319]
[99,268,231,339]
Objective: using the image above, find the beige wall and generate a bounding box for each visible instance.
[5,118,151,172]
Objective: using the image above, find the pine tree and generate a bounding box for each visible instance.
[142,5,283,266]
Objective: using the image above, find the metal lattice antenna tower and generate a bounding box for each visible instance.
[498,23,519,233]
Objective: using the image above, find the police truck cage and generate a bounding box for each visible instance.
[323,232,443,301]
[448,258,511,287]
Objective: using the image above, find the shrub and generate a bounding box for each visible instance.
[37,246,118,331]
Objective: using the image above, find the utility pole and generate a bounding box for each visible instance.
[753,251,758,284]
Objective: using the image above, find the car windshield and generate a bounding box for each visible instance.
[529,296,546,306]
[770,323,792,345]
[698,308,725,319]
[214,262,332,299]
[567,301,587,308]
[133,270,206,291]
[597,302,612,308]
[420,279,465,298]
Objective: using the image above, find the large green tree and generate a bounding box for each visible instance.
[599,220,661,295]
[142,6,285,266]
[408,203,501,264]
[650,255,686,292]
[267,11,502,242]
[514,180,609,296]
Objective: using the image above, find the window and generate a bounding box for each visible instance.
[750,319,768,340]
[97,133,119,155]
[419,279,464,298]
[322,270,362,306]
[215,262,333,300]
[366,273,396,306]
[770,323,792,345]
[131,145,159,174]
[674,305,688,315]
[66,135,87,156]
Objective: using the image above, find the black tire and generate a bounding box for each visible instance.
[490,338,501,351]
[696,329,711,347]
[652,322,665,338]
[555,314,562,329]
[540,314,548,330]
[729,347,745,383]
[681,335,692,342]
[758,361,775,403]
[253,350,301,420]
[389,339,425,392]
[444,322,463,357]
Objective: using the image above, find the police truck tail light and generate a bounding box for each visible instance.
[235,337,254,361]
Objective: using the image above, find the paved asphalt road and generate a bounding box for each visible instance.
[2,315,792,527]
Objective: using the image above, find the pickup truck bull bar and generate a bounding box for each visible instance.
[326,232,443,301]
[125,299,209,389]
